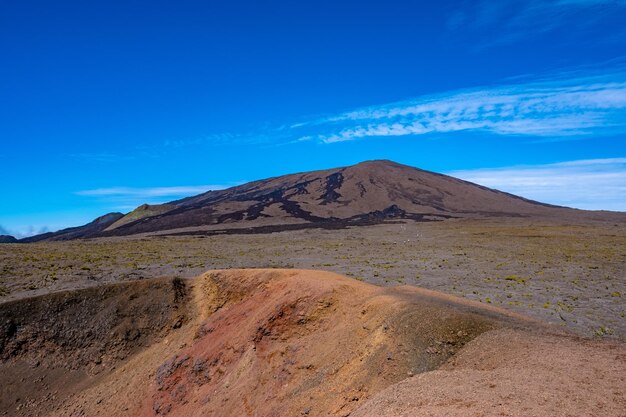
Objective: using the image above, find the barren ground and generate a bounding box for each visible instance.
[2,218,624,339]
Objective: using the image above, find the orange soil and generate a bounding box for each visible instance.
[19,269,623,417]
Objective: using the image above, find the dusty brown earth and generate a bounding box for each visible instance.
[353,328,626,417]
[2,218,625,339]
[1,269,624,417]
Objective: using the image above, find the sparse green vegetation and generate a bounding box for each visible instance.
[0,219,624,338]
[504,275,527,285]
[595,326,614,337]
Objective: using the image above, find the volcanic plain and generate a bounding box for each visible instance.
[2,219,625,340]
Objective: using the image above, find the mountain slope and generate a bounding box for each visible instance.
[21,212,124,243]
[23,160,622,241]
[100,160,568,237]
[104,204,175,231]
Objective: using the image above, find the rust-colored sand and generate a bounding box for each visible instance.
[2,269,624,417]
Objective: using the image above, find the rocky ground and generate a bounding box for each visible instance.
[2,218,625,339]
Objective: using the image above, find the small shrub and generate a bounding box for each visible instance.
[595,326,613,337]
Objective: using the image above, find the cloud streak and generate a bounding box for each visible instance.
[76,184,234,210]
[69,153,137,163]
[76,185,230,199]
[447,0,626,48]
[448,157,626,211]
[291,69,626,143]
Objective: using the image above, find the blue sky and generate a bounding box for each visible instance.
[1,0,626,237]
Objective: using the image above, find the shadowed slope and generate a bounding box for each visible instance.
[0,277,191,415]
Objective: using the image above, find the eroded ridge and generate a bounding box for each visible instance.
[1,269,623,417]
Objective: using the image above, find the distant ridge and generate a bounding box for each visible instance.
[22,212,123,243]
[22,160,624,241]
[0,235,17,244]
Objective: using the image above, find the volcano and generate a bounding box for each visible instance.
[23,160,620,242]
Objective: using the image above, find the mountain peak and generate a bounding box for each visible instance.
[25,160,603,242]
[93,160,573,238]
[351,159,405,168]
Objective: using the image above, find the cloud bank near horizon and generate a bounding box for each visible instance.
[0,224,50,239]
[448,157,626,211]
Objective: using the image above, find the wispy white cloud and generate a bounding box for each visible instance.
[133,131,276,153]
[76,184,234,210]
[448,158,626,211]
[69,153,137,163]
[291,69,626,143]
[76,185,229,198]
[18,225,50,238]
[447,0,626,48]
[135,132,242,151]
